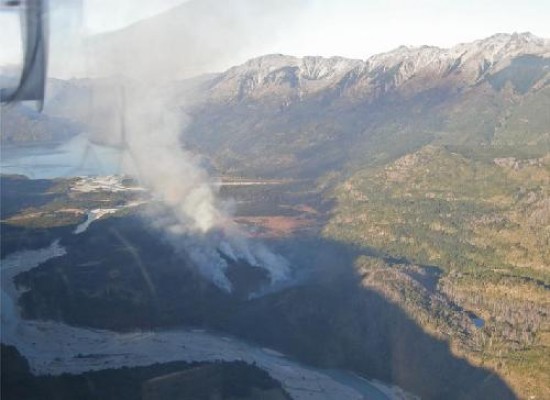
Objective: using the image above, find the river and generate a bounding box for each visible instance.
[0,240,415,400]
[0,140,416,399]
[0,135,123,178]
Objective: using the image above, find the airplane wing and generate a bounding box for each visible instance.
[0,0,49,111]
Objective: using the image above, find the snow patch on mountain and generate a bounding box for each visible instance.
[207,32,550,101]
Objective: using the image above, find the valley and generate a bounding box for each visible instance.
[1,173,518,399]
[2,31,550,400]
[0,175,414,400]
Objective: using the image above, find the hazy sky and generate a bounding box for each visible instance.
[1,0,550,73]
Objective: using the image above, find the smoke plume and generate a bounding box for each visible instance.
[110,82,289,291]
[82,0,304,291]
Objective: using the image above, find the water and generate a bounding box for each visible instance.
[74,209,118,234]
[472,317,485,328]
[1,135,124,178]
[0,138,415,399]
[0,241,67,335]
[466,311,486,329]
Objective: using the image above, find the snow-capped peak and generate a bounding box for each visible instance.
[208,33,550,101]
[225,54,362,82]
[452,32,550,63]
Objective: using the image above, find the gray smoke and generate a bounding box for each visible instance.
[111,82,289,291]
[81,0,304,291]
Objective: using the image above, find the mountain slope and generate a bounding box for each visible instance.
[5,32,549,173]
[0,104,80,145]
[183,32,550,178]
[324,145,550,399]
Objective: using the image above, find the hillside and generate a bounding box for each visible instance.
[0,104,80,145]
[2,31,550,400]
[0,175,517,400]
[4,33,550,177]
[184,33,550,177]
[324,145,550,399]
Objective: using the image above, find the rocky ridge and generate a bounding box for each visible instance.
[204,32,550,102]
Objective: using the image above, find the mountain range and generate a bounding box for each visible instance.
[182,32,550,177]
[3,32,549,178]
[2,30,549,400]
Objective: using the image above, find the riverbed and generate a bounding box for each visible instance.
[0,241,415,400]
[1,140,416,399]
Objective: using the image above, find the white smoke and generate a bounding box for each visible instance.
[80,0,304,291]
[114,82,289,291]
